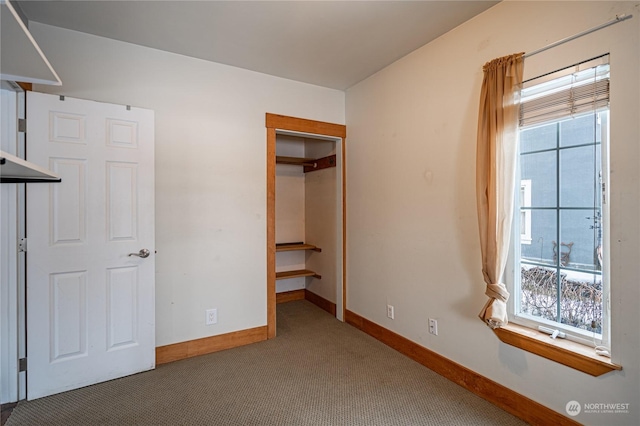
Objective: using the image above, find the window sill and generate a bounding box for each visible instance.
[493,323,622,376]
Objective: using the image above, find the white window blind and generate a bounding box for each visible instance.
[520,55,610,127]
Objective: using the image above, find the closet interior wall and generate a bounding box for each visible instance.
[275,134,337,306]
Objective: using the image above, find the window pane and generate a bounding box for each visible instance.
[521,209,557,265]
[560,209,601,271]
[520,264,558,322]
[560,114,601,148]
[521,122,557,153]
[521,151,557,207]
[559,145,601,208]
[559,270,602,333]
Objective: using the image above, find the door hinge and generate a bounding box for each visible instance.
[18,237,27,253]
[18,118,26,133]
[19,358,27,372]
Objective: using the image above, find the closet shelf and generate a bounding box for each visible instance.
[276,269,321,280]
[1,0,62,86]
[276,242,322,253]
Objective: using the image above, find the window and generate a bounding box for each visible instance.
[511,56,610,348]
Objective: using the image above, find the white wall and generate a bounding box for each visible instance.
[30,23,345,347]
[346,1,639,425]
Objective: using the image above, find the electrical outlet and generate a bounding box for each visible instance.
[387,304,394,320]
[206,308,217,325]
[429,318,438,335]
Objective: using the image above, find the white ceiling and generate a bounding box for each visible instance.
[17,0,499,90]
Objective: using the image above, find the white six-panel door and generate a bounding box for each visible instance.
[25,92,155,399]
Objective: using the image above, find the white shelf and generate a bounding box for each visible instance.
[0,151,61,183]
[1,0,61,85]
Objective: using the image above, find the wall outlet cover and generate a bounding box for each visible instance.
[429,318,438,335]
[206,308,217,325]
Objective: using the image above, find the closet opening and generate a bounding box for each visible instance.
[266,114,346,339]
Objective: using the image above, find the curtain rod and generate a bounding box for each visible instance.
[524,14,633,58]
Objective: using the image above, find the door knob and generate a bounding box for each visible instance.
[128,249,150,258]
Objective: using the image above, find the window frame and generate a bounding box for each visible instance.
[507,61,611,350]
[519,179,532,245]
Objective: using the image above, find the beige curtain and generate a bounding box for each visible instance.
[476,53,524,328]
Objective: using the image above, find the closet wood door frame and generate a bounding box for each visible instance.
[266,113,346,339]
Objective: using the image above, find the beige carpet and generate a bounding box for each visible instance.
[7,300,527,425]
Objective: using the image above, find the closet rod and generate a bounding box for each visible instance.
[524,13,632,58]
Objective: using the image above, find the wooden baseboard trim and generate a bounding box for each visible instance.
[345,310,578,426]
[305,289,337,316]
[276,289,306,304]
[156,326,268,365]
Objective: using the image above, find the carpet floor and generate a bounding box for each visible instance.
[6,300,527,425]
